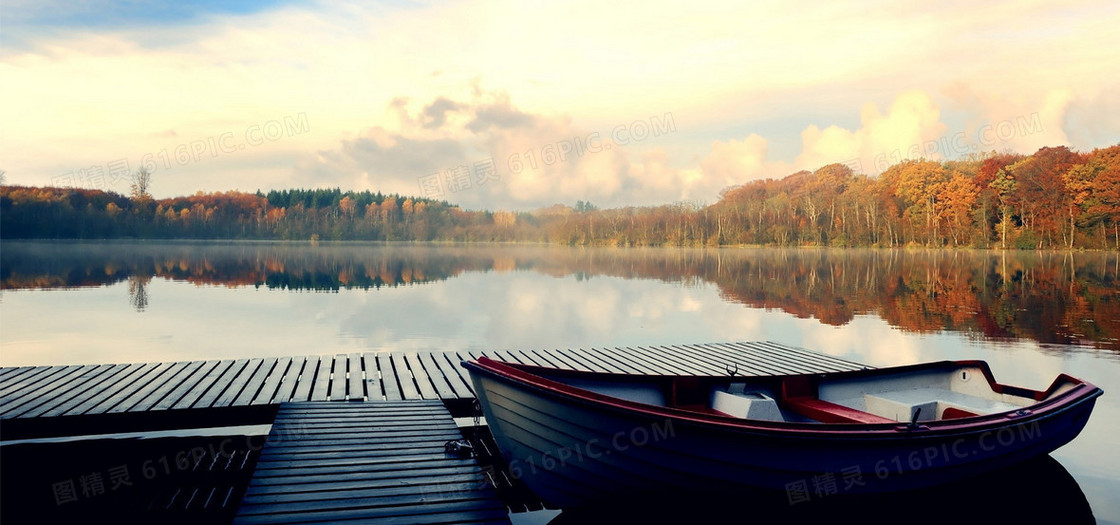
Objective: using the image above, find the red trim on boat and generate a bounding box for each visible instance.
[942,407,978,420]
[783,397,895,424]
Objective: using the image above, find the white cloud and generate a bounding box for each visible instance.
[795,91,948,173]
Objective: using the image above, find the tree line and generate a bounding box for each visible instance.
[2,144,1117,249]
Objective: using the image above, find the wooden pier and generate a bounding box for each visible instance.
[0,342,869,439]
[233,400,508,524]
[1,342,870,523]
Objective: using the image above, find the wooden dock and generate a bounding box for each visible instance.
[0,342,869,439]
[233,400,509,524]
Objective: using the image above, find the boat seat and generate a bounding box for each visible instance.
[710,390,784,421]
[782,397,895,424]
[863,388,1024,422]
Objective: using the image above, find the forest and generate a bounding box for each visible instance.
[2,145,1118,249]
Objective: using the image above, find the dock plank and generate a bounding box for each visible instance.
[194,359,251,409]
[405,353,439,400]
[0,365,67,399]
[290,356,321,403]
[8,364,120,419]
[36,363,147,418]
[431,351,473,398]
[74,362,171,415]
[360,353,384,401]
[0,364,97,416]
[376,354,403,401]
[233,358,278,407]
[417,351,457,400]
[104,361,191,414]
[309,356,332,402]
[154,360,221,411]
[252,357,292,406]
[212,358,264,408]
[233,400,508,525]
[347,353,365,401]
[327,355,346,401]
[271,356,307,404]
[176,359,239,409]
[390,353,420,400]
[129,360,207,412]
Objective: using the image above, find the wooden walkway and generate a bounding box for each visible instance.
[233,400,509,524]
[0,342,869,423]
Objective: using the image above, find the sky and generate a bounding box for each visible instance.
[2,0,1119,210]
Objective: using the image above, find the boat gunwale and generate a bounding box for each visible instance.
[462,357,1103,437]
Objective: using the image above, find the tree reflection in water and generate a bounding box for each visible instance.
[2,242,1116,351]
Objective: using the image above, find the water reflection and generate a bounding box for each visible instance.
[2,241,1117,351]
[542,455,1094,524]
[126,275,150,312]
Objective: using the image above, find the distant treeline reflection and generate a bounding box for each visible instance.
[2,242,1116,350]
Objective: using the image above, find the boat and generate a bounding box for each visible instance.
[461,356,1102,508]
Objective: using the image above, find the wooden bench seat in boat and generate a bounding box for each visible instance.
[778,375,895,424]
[782,397,896,424]
[862,388,1025,421]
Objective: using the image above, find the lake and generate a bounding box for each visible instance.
[1,240,1118,522]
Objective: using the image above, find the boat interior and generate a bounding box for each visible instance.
[548,363,1079,424]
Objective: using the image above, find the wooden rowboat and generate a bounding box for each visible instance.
[462,357,1102,508]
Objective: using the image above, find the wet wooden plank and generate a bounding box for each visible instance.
[176,359,240,409]
[309,356,332,402]
[0,365,68,399]
[567,347,632,374]
[129,360,208,412]
[290,356,321,403]
[36,364,146,418]
[105,361,191,414]
[233,358,278,407]
[417,351,456,400]
[153,360,221,411]
[7,364,121,419]
[583,346,647,374]
[347,353,364,401]
[327,355,347,401]
[404,352,438,400]
[234,400,507,525]
[534,348,586,371]
[431,351,473,398]
[210,358,262,408]
[376,354,402,402]
[78,362,172,415]
[252,357,292,406]
[0,364,98,416]
[271,356,307,404]
[360,353,384,401]
[390,353,420,400]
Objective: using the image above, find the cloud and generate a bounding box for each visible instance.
[700,135,772,186]
[794,91,947,174]
[1062,86,1120,150]
[304,91,702,209]
[422,97,464,130]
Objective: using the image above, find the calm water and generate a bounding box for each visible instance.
[1,241,1118,522]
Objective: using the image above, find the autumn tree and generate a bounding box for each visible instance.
[937,172,979,246]
[893,160,949,246]
[130,167,152,202]
[1065,145,1120,248]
